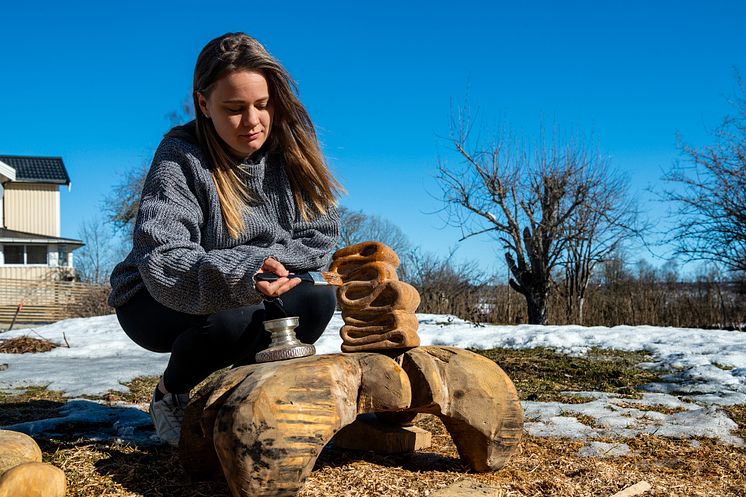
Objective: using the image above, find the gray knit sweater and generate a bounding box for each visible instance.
[108,132,340,315]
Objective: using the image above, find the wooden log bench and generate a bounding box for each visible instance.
[180,346,523,497]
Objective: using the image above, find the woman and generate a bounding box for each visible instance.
[108,33,342,446]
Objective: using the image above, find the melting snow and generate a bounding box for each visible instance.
[1,312,744,446]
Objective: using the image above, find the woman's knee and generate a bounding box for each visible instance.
[204,304,264,345]
[115,289,201,353]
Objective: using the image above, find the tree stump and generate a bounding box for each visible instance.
[180,346,523,497]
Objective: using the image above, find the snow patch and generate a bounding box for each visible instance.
[523,392,744,446]
[578,441,631,458]
[1,312,745,446]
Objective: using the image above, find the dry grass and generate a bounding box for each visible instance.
[20,415,746,497]
[2,347,743,496]
[473,347,662,401]
[569,413,605,429]
[0,386,66,426]
[303,415,746,497]
[0,335,60,353]
[40,440,230,497]
[611,401,689,415]
[724,404,746,440]
[97,376,160,405]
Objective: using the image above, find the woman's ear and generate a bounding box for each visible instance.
[197,92,210,118]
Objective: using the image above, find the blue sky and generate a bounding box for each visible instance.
[1,1,744,274]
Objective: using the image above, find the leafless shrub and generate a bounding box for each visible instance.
[64,284,114,318]
[337,206,414,278]
[407,248,487,323]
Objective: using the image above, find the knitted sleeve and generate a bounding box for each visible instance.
[281,204,341,273]
[132,145,271,314]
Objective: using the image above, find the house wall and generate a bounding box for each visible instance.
[0,244,75,282]
[0,266,58,280]
[0,182,5,227]
[4,183,59,236]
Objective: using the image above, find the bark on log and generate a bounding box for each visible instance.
[180,347,523,497]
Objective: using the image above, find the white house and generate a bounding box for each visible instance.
[0,155,84,281]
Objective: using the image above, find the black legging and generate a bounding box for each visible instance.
[115,283,336,394]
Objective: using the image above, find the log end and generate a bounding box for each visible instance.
[0,430,42,475]
[0,462,66,497]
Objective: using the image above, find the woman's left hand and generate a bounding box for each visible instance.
[254,257,302,298]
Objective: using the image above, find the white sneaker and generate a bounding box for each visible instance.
[149,387,189,447]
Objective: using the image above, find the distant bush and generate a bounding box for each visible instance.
[420,262,745,330]
[401,245,744,329]
[64,284,114,318]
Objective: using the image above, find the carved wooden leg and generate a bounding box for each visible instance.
[211,354,411,497]
[399,347,524,472]
[180,348,523,497]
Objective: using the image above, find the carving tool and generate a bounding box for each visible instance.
[254,271,343,286]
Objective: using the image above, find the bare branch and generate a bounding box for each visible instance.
[662,78,746,274]
[434,108,633,324]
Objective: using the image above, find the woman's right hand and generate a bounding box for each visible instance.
[254,257,302,298]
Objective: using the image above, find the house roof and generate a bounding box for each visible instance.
[0,228,84,247]
[0,155,71,186]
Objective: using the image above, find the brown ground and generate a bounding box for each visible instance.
[31,415,746,497]
[2,345,745,496]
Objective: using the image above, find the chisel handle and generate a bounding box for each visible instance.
[254,273,300,283]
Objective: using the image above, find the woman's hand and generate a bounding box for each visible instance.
[254,257,302,298]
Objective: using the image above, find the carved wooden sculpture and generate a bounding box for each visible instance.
[0,430,66,497]
[330,241,421,351]
[180,347,523,497]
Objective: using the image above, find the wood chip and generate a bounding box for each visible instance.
[609,481,652,497]
[430,479,502,497]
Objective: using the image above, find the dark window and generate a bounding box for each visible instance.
[2,245,48,265]
[4,245,24,264]
[27,246,47,264]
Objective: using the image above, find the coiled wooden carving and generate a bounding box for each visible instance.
[330,241,421,352]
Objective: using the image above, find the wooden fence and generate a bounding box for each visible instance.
[0,278,108,325]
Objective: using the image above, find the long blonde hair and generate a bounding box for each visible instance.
[192,32,343,238]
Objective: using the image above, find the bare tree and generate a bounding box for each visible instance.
[106,97,195,234]
[435,111,612,324]
[406,247,484,319]
[166,94,196,128]
[337,206,413,276]
[562,165,640,323]
[663,77,746,274]
[104,162,149,236]
[75,216,120,284]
